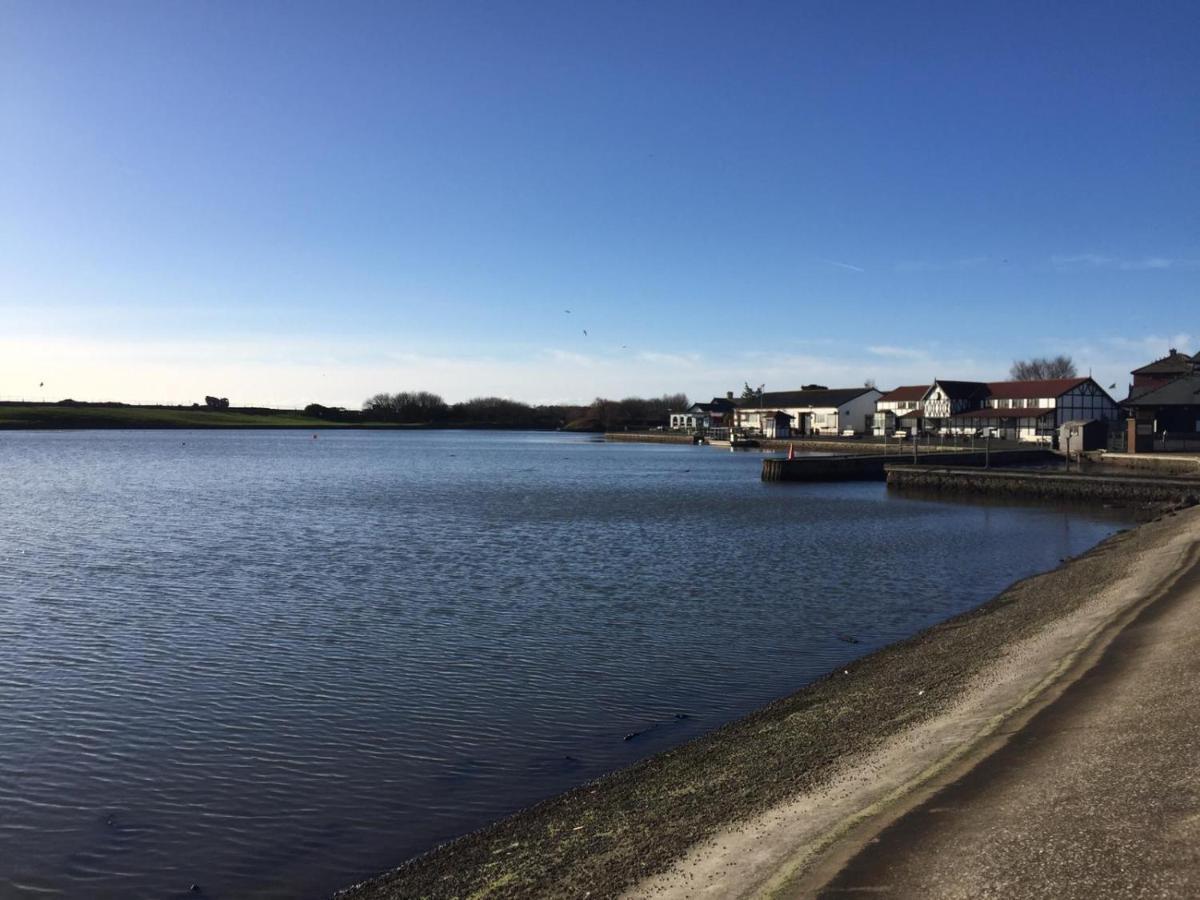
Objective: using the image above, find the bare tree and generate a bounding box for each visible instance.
[661,392,688,411]
[1009,355,1077,381]
[361,391,448,422]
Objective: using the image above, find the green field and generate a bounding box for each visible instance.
[0,404,343,430]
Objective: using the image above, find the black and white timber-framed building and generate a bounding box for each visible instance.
[889,377,1121,442]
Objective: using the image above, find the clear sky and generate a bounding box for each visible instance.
[2,1,1197,406]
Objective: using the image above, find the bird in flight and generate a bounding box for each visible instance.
[39,382,44,388]
[582,329,588,337]
[564,309,571,314]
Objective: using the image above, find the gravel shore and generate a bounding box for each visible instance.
[337,503,1197,900]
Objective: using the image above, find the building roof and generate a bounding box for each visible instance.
[895,408,924,419]
[931,380,990,401]
[1131,349,1195,377]
[756,387,878,409]
[985,378,1091,399]
[949,407,1057,420]
[878,385,929,403]
[1122,374,1200,408]
[707,397,740,412]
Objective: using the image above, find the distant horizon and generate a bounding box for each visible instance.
[3,2,1196,407]
[0,357,1165,412]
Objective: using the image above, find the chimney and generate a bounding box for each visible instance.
[726,391,734,400]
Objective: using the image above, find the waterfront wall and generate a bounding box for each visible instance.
[887,466,1200,505]
[1093,452,1200,477]
[606,432,975,455]
[762,449,1056,482]
[604,432,695,444]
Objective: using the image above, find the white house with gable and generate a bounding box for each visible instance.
[735,386,882,437]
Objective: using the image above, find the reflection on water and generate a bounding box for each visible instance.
[0,430,1130,898]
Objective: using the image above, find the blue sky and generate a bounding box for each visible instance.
[2,1,1197,406]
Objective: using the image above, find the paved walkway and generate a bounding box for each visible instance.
[815,536,1200,898]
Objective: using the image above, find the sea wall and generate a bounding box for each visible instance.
[604,432,695,444]
[887,466,1200,505]
[605,432,957,455]
[1093,452,1200,477]
[762,449,1055,482]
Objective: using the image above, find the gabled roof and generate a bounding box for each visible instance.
[878,385,929,403]
[985,378,1091,399]
[756,387,879,409]
[1122,374,1200,408]
[707,397,740,412]
[1131,350,1195,377]
[930,380,989,401]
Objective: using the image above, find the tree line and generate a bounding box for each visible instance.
[298,391,690,430]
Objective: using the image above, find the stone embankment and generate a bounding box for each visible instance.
[887,465,1200,506]
[603,432,695,445]
[1092,451,1200,477]
[762,449,1054,482]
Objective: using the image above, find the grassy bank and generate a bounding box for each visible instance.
[0,404,340,430]
[337,505,1194,900]
[0,404,587,431]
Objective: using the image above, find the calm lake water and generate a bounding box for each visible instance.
[0,430,1130,898]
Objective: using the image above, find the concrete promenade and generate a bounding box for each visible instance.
[812,511,1200,898]
[626,506,1200,900]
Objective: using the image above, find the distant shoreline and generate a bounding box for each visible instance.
[0,404,591,432]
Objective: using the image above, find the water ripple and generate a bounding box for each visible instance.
[0,430,1129,898]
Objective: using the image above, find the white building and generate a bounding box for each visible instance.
[735,387,882,437]
[669,407,710,430]
[921,380,992,426]
[872,385,929,435]
[668,396,740,431]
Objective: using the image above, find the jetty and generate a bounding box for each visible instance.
[887,464,1200,505]
[761,448,1054,482]
[606,431,952,455]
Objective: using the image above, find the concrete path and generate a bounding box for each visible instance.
[812,522,1200,898]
